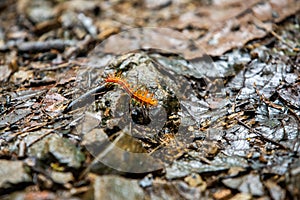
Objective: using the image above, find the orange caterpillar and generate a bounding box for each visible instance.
[105,73,158,107]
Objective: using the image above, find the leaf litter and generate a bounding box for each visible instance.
[0,0,299,199]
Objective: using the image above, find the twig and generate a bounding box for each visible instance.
[256,87,300,133]
[63,84,109,113]
[235,117,288,150]
[5,120,55,142]
[26,123,67,148]
[17,39,76,53]
[253,17,295,50]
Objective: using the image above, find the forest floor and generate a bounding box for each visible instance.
[0,0,299,199]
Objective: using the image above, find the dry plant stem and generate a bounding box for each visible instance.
[235,117,288,150]
[36,62,75,72]
[6,121,52,142]
[63,84,108,113]
[253,17,294,49]
[255,87,300,135]
[17,39,73,53]
[18,140,26,157]
[26,123,67,148]
[70,186,90,195]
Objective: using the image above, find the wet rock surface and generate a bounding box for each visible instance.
[0,0,299,199]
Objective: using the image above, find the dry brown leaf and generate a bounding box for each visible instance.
[165,0,300,56]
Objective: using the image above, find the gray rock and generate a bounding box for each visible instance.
[0,160,31,189]
[222,173,265,196]
[51,171,74,185]
[27,134,85,169]
[93,175,145,200]
[48,136,85,169]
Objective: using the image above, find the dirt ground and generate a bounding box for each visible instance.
[0,0,299,199]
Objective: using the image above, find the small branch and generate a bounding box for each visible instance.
[26,123,67,148]
[235,117,288,150]
[17,39,76,53]
[253,17,295,50]
[63,84,110,113]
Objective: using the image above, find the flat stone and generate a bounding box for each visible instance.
[0,160,31,189]
[51,171,74,185]
[93,175,144,200]
[223,173,265,196]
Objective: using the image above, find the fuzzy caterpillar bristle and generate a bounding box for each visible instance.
[105,73,158,106]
